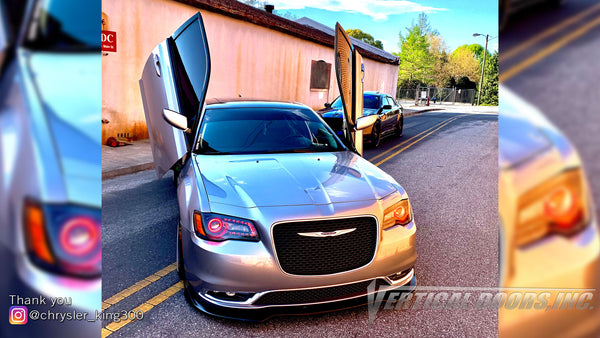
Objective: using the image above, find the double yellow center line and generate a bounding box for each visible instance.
[501,3,600,82]
[369,114,465,167]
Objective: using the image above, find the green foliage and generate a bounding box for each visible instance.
[454,44,487,63]
[396,15,435,86]
[346,29,384,49]
[479,52,498,105]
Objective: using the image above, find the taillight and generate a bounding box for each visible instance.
[193,212,259,241]
[516,168,589,246]
[23,199,101,278]
[383,199,413,229]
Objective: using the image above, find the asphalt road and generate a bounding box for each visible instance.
[501,0,600,211]
[101,110,498,337]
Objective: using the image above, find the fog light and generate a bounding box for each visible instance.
[386,267,414,285]
[206,290,255,302]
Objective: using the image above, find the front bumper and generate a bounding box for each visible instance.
[185,271,417,321]
[180,201,417,319]
[500,219,600,337]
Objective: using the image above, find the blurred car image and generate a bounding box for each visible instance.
[139,13,416,321]
[0,0,101,336]
[317,92,404,148]
[498,86,600,337]
[500,0,563,30]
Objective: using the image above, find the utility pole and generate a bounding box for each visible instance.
[473,33,489,106]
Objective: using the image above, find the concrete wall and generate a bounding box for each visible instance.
[102,0,399,142]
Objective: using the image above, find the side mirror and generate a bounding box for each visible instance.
[324,102,331,108]
[162,109,190,133]
[356,115,378,131]
[382,104,392,110]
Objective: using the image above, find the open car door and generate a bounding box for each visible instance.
[139,13,211,178]
[334,23,375,156]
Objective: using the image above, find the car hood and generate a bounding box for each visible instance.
[498,87,559,169]
[26,52,101,206]
[498,111,552,169]
[320,108,379,118]
[195,151,399,208]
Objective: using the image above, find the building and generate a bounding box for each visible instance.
[101,0,399,143]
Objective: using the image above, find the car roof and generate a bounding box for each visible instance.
[364,91,387,96]
[205,98,311,110]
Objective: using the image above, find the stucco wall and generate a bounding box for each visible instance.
[102,0,399,142]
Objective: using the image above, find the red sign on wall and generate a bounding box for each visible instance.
[102,31,117,53]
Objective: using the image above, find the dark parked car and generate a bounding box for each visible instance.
[318,92,404,148]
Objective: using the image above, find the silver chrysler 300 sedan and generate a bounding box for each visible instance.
[139,13,416,320]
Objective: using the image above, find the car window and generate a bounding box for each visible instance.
[331,96,342,108]
[23,0,100,51]
[331,94,380,109]
[363,94,379,109]
[197,107,346,154]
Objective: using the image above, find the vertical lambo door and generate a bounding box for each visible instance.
[139,13,210,177]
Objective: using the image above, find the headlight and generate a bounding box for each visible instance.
[515,168,590,247]
[193,212,259,242]
[382,198,413,229]
[23,198,101,278]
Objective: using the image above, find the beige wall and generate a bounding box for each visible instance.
[102,0,399,142]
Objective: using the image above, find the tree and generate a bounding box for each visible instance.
[346,29,384,50]
[448,46,480,84]
[395,13,436,87]
[479,51,498,105]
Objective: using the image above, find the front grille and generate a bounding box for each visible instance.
[272,217,377,275]
[323,117,343,132]
[254,279,387,305]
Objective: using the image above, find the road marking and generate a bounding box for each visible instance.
[367,115,460,163]
[102,281,184,337]
[500,14,600,82]
[373,115,464,167]
[501,2,600,62]
[102,262,177,311]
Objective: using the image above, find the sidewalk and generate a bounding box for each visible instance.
[102,104,497,180]
[102,139,154,180]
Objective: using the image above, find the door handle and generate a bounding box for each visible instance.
[153,53,161,77]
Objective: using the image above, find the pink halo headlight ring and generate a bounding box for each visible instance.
[207,218,227,236]
[59,217,99,256]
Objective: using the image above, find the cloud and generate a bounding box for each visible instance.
[272,0,448,21]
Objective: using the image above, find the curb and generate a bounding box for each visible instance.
[102,162,155,180]
[404,108,443,117]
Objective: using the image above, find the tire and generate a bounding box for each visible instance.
[370,122,381,148]
[395,116,404,137]
[177,221,186,281]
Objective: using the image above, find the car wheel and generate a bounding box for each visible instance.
[177,221,186,281]
[395,116,404,137]
[371,122,381,148]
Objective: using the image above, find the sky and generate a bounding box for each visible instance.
[266,0,499,54]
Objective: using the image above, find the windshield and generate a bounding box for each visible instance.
[331,94,380,109]
[196,107,346,154]
[24,0,100,51]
